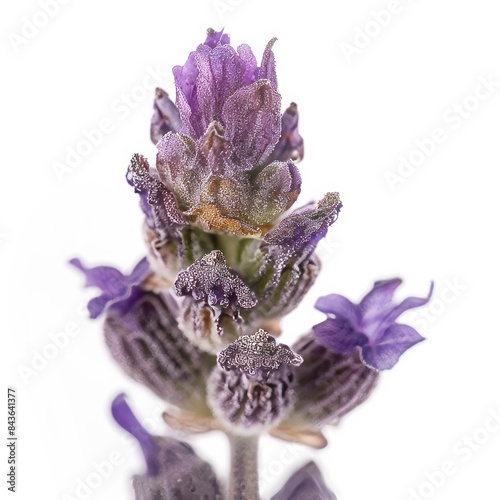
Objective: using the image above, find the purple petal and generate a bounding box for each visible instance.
[198,121,235,175]
[361,323,425,371]
[69,258,124,295]
[156,133,201,211]
[173,50,198,108]
[111,394,159,475]
[313,318,368,355]
[87,296,109,319]
[258,38,278,89]
[127,154,185,233]
[70,257,149,318]
[174,77,197,137]
[271,462,337,500]
[314,293,361,327]
[268,102,304,163]
[222,79,282,167]
[195,43,247,131]
[248,160,301,225]
[237,44,258,85]
[174,250,257,312]
[150,88,182,144]
[204,28,230,48]
[264,192,342,257]
[218,328,302,378]
[359,278,402,326]
[382,281,434,327]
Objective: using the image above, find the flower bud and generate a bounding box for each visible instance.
[150,87,182,144]
[173,250,257,353]
[207,329,302,434]
[104,291,214,414]
[274,333,378,444]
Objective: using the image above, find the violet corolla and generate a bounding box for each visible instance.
[314,279,434,371]
[72,28,432,500]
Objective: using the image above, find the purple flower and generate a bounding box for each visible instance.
[313,279,433,370]
[267,102,304,163]
[263,192,342,261]
[217,328,302,379]
[150,87,182,144]
[174,250,257,314]
[245,193,341,321]
[173,29,278,141]
[271,461,337,500]
[143,29,306,236]
[207,329,302,432]
[127,154,185,235]
[111,394,222,499]
[69,258,149,318]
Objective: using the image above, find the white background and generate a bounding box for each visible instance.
[2,0,500,499]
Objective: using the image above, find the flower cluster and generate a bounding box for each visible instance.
[72,28,432,499]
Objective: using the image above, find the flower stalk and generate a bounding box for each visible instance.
[228,433,259,500]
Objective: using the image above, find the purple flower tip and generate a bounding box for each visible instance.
[111,394,160,476]
[69,258,149,318]
[174,250,257,312]
[218,329,303,379]
[145,29,307,236]
[271,461,337,500]
[204,28,230,48]
[313,279,433,370]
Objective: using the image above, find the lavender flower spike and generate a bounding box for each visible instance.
[313,279,433,370]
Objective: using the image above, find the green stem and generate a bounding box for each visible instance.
[228,434,260,500]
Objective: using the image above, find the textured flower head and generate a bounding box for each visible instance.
[136,29,306,237]
[207,330,302,433]
[313,279,433,370]
[218,328,303,379]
